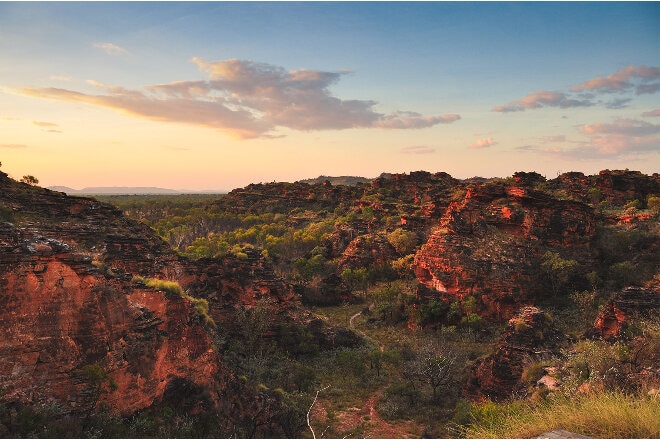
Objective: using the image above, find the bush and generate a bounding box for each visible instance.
[0,205,13,222]
[378,382,421,420]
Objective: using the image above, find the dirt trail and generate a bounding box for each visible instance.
[314,391,419,439]
[308,306,415,437]
[349,303,385,352]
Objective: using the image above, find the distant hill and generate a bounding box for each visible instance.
[297,175,372,186]
[47,186,224,195]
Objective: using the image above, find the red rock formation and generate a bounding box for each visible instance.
[595,169,660,207]
[338,233,397,271]
[588,286,660,341]
[414,180,596,319]
[0,222,218,415]
[465,306,564,401]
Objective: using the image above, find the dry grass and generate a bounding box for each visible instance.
[465,391,660,438]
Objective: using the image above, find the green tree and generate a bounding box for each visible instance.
[293,254,325,285]
[541,251,578,295]
[292,366,316,393]
[20,175,39,185]
[341,267,369,295]
[647,195,660,215]
[387,228,418,255]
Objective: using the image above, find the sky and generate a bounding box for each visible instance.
[0,2,659,191]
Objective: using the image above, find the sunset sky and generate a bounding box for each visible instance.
[1,2,658,191]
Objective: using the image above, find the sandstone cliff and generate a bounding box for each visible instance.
[0,171,348,427]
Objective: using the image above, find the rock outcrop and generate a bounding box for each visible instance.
[0,221,218,415]
[0,174,292,422]
[465,306,565,401]
[587,286,660,341]
[414,180,596,319]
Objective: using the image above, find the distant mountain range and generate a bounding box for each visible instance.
[47,186,224,195]
[297,175,373,186]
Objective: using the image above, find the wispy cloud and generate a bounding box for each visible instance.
[400,145,435,154]
[0,143,28,149]
[374,112,460,129]
[32,121,59,127]
[570,65,660,94]
[516,118,659,160]
[494,65,659,113]
[493,90,593,113]
[605,98,632,110]
[468,137,497,149]
[93,42,127,55]
[642,109,660,117]
[162,145,191,151]
[16,58,460,139]
[580,118,660,137]
[538,135,566,144]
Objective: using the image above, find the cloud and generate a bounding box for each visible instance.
[374,112,460,129]
[636,83,660,95]
[572,118,659,159]
[580,118,660,137]
[16,58,460,139]
[516,118,659,160]
[32,121,59,127]
[93,42,127,55]
[50,75,72,82]
[468,137,497,149]
[400,145,435,154]
[539,135,566,143]
[0,143,28,149]
[494,65,660,113]
[605,98,632,109]
[570,65,660,94]
[162,145,191,151]
[493,90,593,113]
[642,109,660,117]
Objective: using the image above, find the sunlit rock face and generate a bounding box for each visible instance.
[413,179,596,319]
[0,171,224,415]
[0,221,218,415]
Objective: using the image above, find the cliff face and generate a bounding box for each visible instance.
[413,180,596,318]
[0,220,218,415]
[0,172,303,418]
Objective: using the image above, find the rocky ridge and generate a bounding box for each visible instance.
[0,171,351,426]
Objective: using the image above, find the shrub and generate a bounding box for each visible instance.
[648,195,660,215]
[461,313,485,330]
[134,276,215,328]
[378,381,421,420]
[0,205,13,222]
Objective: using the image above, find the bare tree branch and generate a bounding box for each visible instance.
[307,385,330,439]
